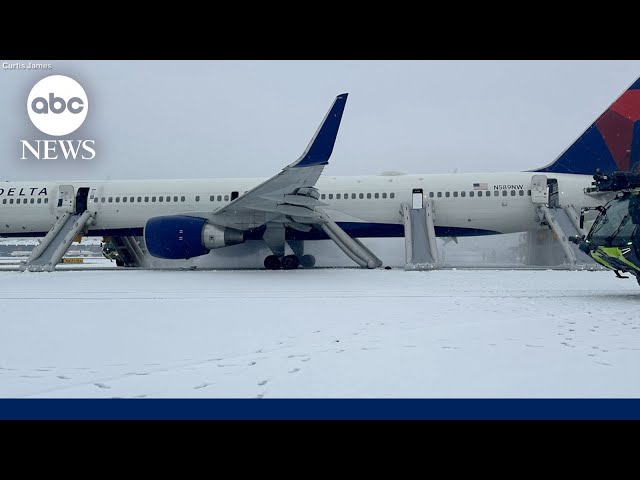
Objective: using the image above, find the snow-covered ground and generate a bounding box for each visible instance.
[1,268,639,398]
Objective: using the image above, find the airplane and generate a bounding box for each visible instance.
[1,75,640,271]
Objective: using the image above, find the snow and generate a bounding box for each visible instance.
[0,268,639,398]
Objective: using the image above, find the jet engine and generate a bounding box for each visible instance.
[144,215,245,259]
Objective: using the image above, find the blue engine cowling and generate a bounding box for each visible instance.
[144,216,210,259]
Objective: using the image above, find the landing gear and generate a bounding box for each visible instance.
[264,255,281,270]
[264,254,315,270]
[299,254,316,268]
[282,255,300,270]
[115,258,124,267]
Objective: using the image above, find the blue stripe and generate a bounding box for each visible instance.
[630,77,640,90]
[631,120,640,173]
[2,224,500,240]
[251,223,501,241]
[2,399,640,420]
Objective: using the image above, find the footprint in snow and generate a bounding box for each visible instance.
[194,383,211,390]
[258,380,268,386]
[94,383,111,389]
[56,375,70,380]
[288,368,300,374]
[593,360,612,366]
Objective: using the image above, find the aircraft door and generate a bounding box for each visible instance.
[530,175,548,204]
[412,188,424,209]
[75,187,90,214]
[57,185,75,213]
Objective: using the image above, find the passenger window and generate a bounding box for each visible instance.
[101,197,105,203]
[382,193,387,199]
[224,195,229,201]
[166,196,171,202]
[429,192,434,198]
[44,198,48,204]
[2,199,5,204]
[351,193,356,199]
[152,196,156,202]
[195,195,200,202]
[122,197,127,202]
[181,196,185,202]
[137,197,142,202]
[328,194,333,199]
[210,195,214,201]
[217,195,222,201]
[445,192,450,198]
[527,190,531,196]
[174,196,178,202]
[37,198,42,204]
[321,194,326,199]
[367,193,372,199]
[469,191,474,197]
[9,199,13,204]
[453,191,458,197]
[478,191,483,197]
[374,193,379,199]
[344,193,348,199]
[336,194,341,199]
[519,190,524,196]
[494,191,499,196]
[108,197,113,203]
[390,193,395,199]
[502,191,507,197]
[461,191,466,197]
[144,197,149,202]
[511,190,516,196]
[359,193,364,199]
[437,192,442,198]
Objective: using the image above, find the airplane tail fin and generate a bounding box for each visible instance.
[534,76,640,175]
[287,93,348,169]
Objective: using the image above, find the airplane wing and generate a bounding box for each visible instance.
[208,93,348,230]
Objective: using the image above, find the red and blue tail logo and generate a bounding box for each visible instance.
[535,77,640,175]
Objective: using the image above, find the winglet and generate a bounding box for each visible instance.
[288,93,348,168]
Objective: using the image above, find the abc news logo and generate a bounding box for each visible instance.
[21,75,95,160]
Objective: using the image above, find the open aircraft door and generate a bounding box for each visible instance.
[530,175,548,204]
[57,185,75,213]
[412,188,424,209]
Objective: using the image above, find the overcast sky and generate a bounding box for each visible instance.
[2,60,640,181]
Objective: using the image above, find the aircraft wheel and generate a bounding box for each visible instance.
[264,255,281,270]
[115,259,124,267]
[282,255,300,270]
[299,254,316,268]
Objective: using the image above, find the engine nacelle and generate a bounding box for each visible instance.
[144,215,245,259]
[202,223,245,249]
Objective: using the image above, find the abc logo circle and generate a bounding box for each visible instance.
[27,75,88,136]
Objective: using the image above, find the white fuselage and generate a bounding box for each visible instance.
[0,172,604,239]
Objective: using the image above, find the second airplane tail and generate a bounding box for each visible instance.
[534,76,640,175]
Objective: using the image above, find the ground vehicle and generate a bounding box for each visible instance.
[570,172,640,285]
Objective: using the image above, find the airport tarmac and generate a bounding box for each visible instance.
[0,268,638,398]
